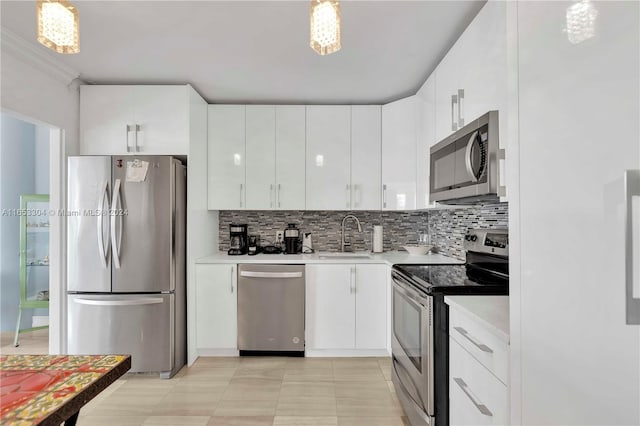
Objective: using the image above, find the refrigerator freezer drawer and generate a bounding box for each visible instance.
[68,294,174,374]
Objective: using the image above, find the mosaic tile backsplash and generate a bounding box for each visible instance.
[219,203,508,259]
[428,203,509,260]
[219,211,429,253]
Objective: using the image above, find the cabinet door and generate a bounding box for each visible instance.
[305,264,355,350]
[354,264,387,350]
[381,97,417,210]
[457,1,507,126]
[516,2,640,425]
[275,106,306,210]
[207,105,246,210]
[306,106,351,210]
[351,106,381,210]
[195,264,237,349]
[416,74,436,209]
[245,106,276,209]
[80,85,134,155]
[434,45,462,143]
[132,86,189,155]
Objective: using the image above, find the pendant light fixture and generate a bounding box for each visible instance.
[37,0,79,54]
[310,0,341,56]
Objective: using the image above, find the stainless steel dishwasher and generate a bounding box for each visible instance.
[237,264,305,354]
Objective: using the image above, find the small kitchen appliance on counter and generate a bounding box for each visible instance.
[284,223,300,254]
[228,224,248,255]
[302,233,313,253]
[248,235,260,256]
[390,228,509,426]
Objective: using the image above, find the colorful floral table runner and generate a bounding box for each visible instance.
[1,354,131,425]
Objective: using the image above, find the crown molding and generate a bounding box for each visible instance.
[1,28,81,86]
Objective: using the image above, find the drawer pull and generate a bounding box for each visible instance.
[453,377,493,417]
[454,326,493,353]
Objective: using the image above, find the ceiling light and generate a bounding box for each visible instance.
[566,0,598,44]
[37,0,79,54]
[310,0,341,56]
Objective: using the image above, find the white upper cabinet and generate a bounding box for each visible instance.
[351,106,382,210]
[207,105,246,210]
[80,85,191,155]
[416,74,437,209]
[275,106,306,210]
[245,106,276,209]
[306,106,351,210]
[434,1,507,144]
[382,96,418,211]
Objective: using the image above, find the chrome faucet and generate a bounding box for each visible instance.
[341,214,363,252]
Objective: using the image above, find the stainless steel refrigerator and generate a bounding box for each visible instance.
[66,156,186,379]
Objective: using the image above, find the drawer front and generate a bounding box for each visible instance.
[450,337,508,426]
[449,307,509,384]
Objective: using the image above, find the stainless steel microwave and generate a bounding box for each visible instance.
[429,111,504,204]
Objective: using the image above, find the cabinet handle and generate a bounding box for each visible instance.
[270,184,274,208]
[135,124,141,152]
[277,184,281,208]
[625,170,640,325]
[239,184,243,208]
[453,326,493,353]
[453,377,493,416]
[350,266,356,294]
[346,184,350,209]
[230,266,234,293]
[382,184,387,208]
[457,89,465,128]
[126,124,133,152]
[498,149,507,197]
[451,95,458,132]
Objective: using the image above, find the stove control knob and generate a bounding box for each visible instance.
[464,234,471,241]
[470,235,478,242]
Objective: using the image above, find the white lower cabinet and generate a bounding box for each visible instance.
[449,305,509,425]
[195,264,237,353]
[305,264,388,353]
[450,337,508,426]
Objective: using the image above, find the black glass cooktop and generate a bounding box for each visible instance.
[392,263,509,295]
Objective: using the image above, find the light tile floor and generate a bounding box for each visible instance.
[77,357,409,426]
[0,329,48,355]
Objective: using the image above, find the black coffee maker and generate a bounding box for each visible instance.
[284,223,300,254]
[228,224,248,255]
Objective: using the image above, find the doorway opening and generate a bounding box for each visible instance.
[0,112,63,355]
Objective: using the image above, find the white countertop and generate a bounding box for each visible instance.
[196,250,463,266]
[445,295,509,343]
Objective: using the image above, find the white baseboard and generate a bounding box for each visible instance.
[196,348,240,357]
[305,349,390,357]
[32,316,49,328]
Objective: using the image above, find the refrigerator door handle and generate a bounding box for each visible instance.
[625,170,640,325]
[111,178,123,269]
[97,180,111,268]
[73,297,165,306]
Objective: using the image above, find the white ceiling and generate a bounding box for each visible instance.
[1,0,485,104]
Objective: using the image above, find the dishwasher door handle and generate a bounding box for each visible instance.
[239,271,303,279]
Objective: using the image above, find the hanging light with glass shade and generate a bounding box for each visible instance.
[310,0,341,55]
[37,0,79,54]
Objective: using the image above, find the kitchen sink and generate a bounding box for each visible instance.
[318,254,372,260]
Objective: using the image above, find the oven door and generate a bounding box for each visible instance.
[391,273,434,424]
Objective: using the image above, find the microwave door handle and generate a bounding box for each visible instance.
[465,131,480,182]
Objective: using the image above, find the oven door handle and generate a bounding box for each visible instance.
[392,358,433,424]
[392,276,430,308]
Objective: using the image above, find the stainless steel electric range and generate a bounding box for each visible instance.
[391,229,508,426]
